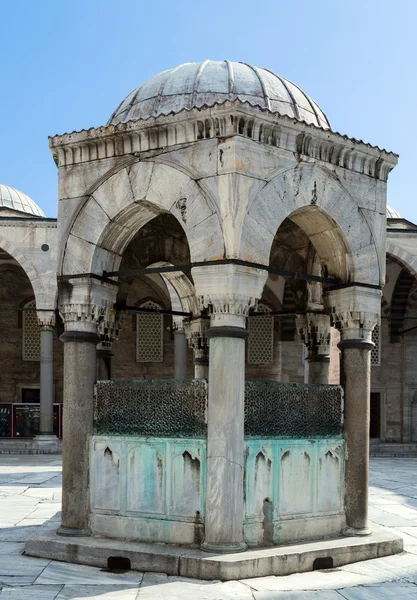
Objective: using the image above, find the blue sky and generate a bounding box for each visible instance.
[1,0,416,220]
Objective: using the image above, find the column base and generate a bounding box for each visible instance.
[343,526,372,537]
[35,433,57,439]
[56,526,91,537]
[200,541,248,554]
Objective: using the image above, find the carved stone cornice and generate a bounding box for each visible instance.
[48,102,397,181]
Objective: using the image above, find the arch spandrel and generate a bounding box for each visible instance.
[240,163,381,285]
[60,161,225,278]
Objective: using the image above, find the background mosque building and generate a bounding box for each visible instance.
[0,58,415,572]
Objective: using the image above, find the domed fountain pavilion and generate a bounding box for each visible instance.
[25,61,402,579]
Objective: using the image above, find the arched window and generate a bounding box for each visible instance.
[136,301,164,363]
[371,323,380,366]
[248,303,274,365]
[22,299,40,361]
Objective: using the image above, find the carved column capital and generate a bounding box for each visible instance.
[97,310,124,350]
[58,277,118,334]
[192,263,268,327]
[296,313,331,357]
[324,285,380,342]
[184,317,210,351]
[37,310,56,329]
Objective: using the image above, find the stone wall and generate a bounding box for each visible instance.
[371,318,404,442]
[0,266,63,405]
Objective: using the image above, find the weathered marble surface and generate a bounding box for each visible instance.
[89,435,344,546]
[0,454,414,597]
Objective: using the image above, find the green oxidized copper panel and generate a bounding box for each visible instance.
[244,381,343,438]
[94,379,207,437]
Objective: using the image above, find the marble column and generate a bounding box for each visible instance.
[194,348,209,379]
[192,263,268,552]
[324,285,380,537]
[201,313,248,553]
[174,328,187,379]
[96,344,113,380]
[306,355,330,384]
[36,311,56,438]
[57,328,99,536]
[339,335,373,534]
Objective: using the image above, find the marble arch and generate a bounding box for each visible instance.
[241,163,381,285]
[0,233,47,309]
[61,160,225,279]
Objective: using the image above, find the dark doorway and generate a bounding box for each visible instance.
[370,392,381,438]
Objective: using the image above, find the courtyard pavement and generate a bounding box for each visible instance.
[0,457,417,598]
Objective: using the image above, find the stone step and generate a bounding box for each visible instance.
[370,443,417,457]
[0,438,62,454]
[25,520,403,581]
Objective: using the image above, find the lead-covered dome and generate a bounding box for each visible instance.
[386,205,402,219]
[108,61,330,129]
[0,185,44,218]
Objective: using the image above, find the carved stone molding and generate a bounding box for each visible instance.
[48,102,397,181]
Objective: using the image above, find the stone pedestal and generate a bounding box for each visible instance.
[58,330,99,536]
[201,315,248,553]
[174,329,187,379]
[339,337,374,535]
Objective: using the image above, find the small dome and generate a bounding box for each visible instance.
[0,185,44,218]
[109,60,330,129]
[386,205,402,219]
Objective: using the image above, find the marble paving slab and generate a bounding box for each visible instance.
[0,585,63,599]
[54,585,140,599]
[138,572,254,600]
[35,562,144,586]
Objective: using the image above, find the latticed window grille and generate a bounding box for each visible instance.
[248,303,274,365]
[22,300,40,361]
[136,301,163,363]
[371,324,381,366]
